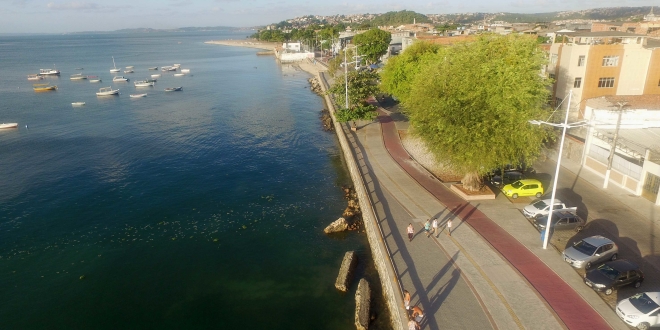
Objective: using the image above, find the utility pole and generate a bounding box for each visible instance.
[603,102,628,189]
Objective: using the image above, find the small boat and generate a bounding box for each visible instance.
[172,64,181,68]
[180,69,190,73]
[145,78,157,83]
[75,68,84,70]
[130,93,147,98]
[148,67,158,70]
[70,73,87,80]
[134,80,154,87]
[88,76,102,83]
[110,56,120,73]
[27,74,43,80]
[113,76,129,82]
[151,74,161,78]
[39,66,60,75]
[72,102,86,106]
[173,73,185,77]
[96,87,119,96]
[0,123,18,129]
[124,69,134,73]
[126,66,134,69]
[33,83,57,92]
[161,66,177,72]
[164,87,183,92]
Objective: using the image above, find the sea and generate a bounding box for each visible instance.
[0,31,386,329]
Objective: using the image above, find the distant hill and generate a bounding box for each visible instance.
[369,10,431,26]
[492,6,654,23]
[114,26,237,33]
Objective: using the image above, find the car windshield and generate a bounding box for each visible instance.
[597,264,620,280]
[572,240,597,255]
[533,201,548,209]
[629,293,660,314]
[511,181,524,189]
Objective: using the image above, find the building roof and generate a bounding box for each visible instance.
[586,95,660,110]
[566,31,647,38]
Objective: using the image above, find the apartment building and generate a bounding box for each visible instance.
[547,31,660,120]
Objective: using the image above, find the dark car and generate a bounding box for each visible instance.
[490,171,526,188]
[533,209,586,232]
[584,260,644,295]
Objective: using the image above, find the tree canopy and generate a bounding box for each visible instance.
[328,70,380,122]
[352,28,392,64]
[369,10,431,26]
[380,35,553,189]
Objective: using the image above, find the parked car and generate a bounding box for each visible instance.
[533,209,585,232]
[616,292,660,330]
[584,259,644,295]
[523,199,568,218]
[562,235,619,269]
[502,179,544,199]
[491,171,525,188]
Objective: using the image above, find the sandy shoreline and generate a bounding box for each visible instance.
[204,39,279,51]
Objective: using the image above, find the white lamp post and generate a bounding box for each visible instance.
[343,45,360,109]
[529,90,588,249]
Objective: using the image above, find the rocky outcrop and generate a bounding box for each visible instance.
[355,278,371,330]
[343,186,363,232]
[321,108,333,131]
[335,251,358,292]
[308,77,323,95]
[324,217,349,234]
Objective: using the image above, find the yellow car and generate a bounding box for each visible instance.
[502,179,544,199]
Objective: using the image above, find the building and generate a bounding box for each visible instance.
[546,31,660,121]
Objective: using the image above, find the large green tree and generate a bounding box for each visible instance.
[328,70,380,122]
[380,41,441,102]
[380,35,553,190]
[353,28,392,64]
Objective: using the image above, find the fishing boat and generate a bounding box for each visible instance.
[161,66,177,72]
[96,87,119,96]
[173,73,185,77]
[164,87,183,92]
[124,69,134,73]
[112,76,129,82]
[145,78,157,83]
[134,80,154,87]
[0,123,18,129]
[148,67,158,70]
[70,73,87,80]
[39,66,60,75]
[110,57,120,73]
[151,74,161,78]
[33,83,57,92]
[88,76,102,83]
[71,102,86,106]
[130,93,147,98]
[27,74,43,81]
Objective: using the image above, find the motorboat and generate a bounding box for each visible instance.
[110,56,120,73]
[0,123,18,129]
[145,79,157,83]
[148,67,158,70]
[113,76,129,82]
[180,69,190,73]
[33,83,57,92]
[124,69,134,73]
[151,74,161,78]
[173,64,181,68]
[39,66,60,75]
[88,76,102,83]
[71,102,86,106]
[134,80,154,87]
[164,87,183,92]
[173,73,185,77]
[96,87,119,96]
[126,66,134,69]
[130,94,147,98]
[70,73,87,80]
[161,66,177,72]
[27,74,43,80]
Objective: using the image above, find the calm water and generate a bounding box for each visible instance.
[0,31,385,329]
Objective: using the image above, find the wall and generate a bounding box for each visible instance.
[581,45,625,107]
[618,47,651,95]
[644,49,660,95]
[279,52,314,63]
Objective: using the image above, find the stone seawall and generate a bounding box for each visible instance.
[317,72,406,330]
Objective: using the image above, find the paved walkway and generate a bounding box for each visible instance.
[344,99,630,329]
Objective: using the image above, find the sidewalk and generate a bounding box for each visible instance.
[347,102,629,329]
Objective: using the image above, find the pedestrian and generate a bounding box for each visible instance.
[432,218,439,238]
[424,219,431,238]
[412,305,424,324]
[407,223,414,242]
[403,290,411,311]
[446,218,453,236]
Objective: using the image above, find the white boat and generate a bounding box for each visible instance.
[70,73,87,80]
[151,74,161,78]
[88,76,102,83]
[110,57,120,73]
[0,123,18,129]
[39,66,60,75]
[27,74,43,81]
[113,76,129,82]
[96,87,119,96]
[124,69,134,73]
[161,66,177,72]
[126,66,134,69]
[173,64,181,68]
[173,73,185,77]
[148,67,158,70]
[180,69,190,73]
[134,80,154,87]
[71,102,86,106]
[130,94,147,98]
[164,86,183,92]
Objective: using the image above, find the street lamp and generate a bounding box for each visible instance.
[529,90,588,249]
[343,45,360,109]
[603,102,629,189]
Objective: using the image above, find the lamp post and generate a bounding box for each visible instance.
[529,90,588,249]
[603,102,628,189]
[343,45,359,109]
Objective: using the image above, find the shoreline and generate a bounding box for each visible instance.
[204,39,279,51]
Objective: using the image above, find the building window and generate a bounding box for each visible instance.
[602,55,619,67]
[578,55,585,66]
[598,77,615,88]
[550,54,558,65]
[574,77,582,88]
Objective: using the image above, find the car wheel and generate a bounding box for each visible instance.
[634,281,642,288]
[535,192,542,198]
[637,322,651,330]
[605,288,613,295]
[575,225,584,232]
[512,193,518,199]
[610,253,618,261]
[585,262,592,270]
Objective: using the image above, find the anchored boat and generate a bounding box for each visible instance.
[96,87,119,96]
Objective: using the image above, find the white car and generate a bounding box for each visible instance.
[616,292,660,329]
[522,199,568,218]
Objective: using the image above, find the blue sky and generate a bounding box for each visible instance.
[1,0,657,33]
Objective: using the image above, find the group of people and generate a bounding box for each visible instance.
[403,290,424,330]
[407,217,452,242]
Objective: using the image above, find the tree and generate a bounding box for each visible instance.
[327,70,380,122]
[369,10,431,27]
[353,28,391,64]
[380,41,441,103]
[380,34,553,190]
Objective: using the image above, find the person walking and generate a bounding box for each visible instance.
[407,223,414,242]
[403,290,411,311]
[446,218,453,236]
[431,218,439,238]
[412,305,425,324]
[424,219,431,238]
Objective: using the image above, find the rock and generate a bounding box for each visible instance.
[324,217,348,234]
[355,278,371,330]
[335,251,358,292]
[321,109,333,131]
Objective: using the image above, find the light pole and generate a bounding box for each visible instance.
[343,45,359,109]
[603,102,628,189]
[529,90,588,249]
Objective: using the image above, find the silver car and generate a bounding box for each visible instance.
[562,235,618,269]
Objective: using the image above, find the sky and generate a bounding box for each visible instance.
[0,0,658,34]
